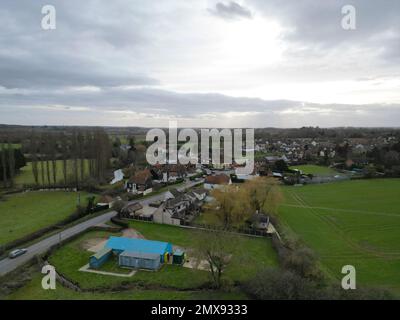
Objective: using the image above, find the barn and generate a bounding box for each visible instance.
[105,236,173,269]
[89,247,112,269]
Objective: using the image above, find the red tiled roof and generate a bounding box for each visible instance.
[129,169,152,184]
[205,174,230,185]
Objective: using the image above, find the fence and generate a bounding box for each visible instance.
[124,214,269,237]
[182,221,270,237]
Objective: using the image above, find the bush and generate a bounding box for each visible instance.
[120,192,143,201]
[111,200,126,213]
[110,216,129,228]
[243,268,395,300]
[242,268,319,300]
[283,246,322,280]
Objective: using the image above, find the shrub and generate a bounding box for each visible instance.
[283,246,322,280]
[111,200,126,213]
[110,216,129,228]
[242,268,319,300]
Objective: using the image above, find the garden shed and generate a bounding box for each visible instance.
[172,249,185,265]
[119,251,161,270]
[89,247,112,269]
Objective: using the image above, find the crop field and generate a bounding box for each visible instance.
[279,179,400,294]
[289,164,337,176]
[0,191,94,245]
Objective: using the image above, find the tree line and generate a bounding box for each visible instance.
[0,142,26,188]
[27,128,112,188]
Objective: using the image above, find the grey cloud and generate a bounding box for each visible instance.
[250,0,400,62]
[0,0,158,89]
[0,0,399,127]
[1,86,400,127]
[0,53,158,89]
[209,1,253,20]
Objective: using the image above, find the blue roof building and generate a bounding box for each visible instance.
[89,247,112,269]
[119,251,161,270]
[105,236,173,264]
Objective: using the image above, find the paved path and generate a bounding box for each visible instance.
[0,179,203,277]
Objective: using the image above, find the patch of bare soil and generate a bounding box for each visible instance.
[121,228,145,239]
[81,238,108,252]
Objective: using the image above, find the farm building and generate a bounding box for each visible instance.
[105,236,173,264]
[89,247,112,269]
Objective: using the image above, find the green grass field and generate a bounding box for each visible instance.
[42,222,277,294]
[0,143,21,149]
[279,179,400,294]
[0,191,94,245]
[6,223,275,299]
[289,164,337,176]
[5,272,247,300]
[15,160,90,186]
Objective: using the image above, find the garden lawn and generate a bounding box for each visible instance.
[0,191,94,245]
[279,179,400,295]
[47,223,278,291]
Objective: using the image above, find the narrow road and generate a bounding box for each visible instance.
[0,179,203,277]
[0,211,117,277]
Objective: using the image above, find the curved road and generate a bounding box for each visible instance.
[0,179,203,277]
[0,210,117,277]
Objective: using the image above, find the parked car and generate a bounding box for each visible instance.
[8,248,27,259]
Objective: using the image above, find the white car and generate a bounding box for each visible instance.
[8,248,28,259]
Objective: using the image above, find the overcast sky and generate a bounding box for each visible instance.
[1,0,400,127]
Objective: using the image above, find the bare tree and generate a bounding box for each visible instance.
[51,134,57,185]
[78,131,85,181]
[210,185,251,229]
[72,130,79,188]
[45,137,51,186]
[7,141,15,187]
[30,133,39,186]
[193,231,234,289]
[61,133,68,186]
[39,139,45,186]
[245,177,283,215]
[1,142,8,188]
[86,132,94,178]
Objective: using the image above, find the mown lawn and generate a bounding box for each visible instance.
[130,221,278,283]
[0,191,95,245]
[0,143,21,149]
[47,223,278,291]
[5,273,192,300]
[289,164,337,176]
[15,160,90,186]
[6,273,248,300]
[279,179,400,295]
